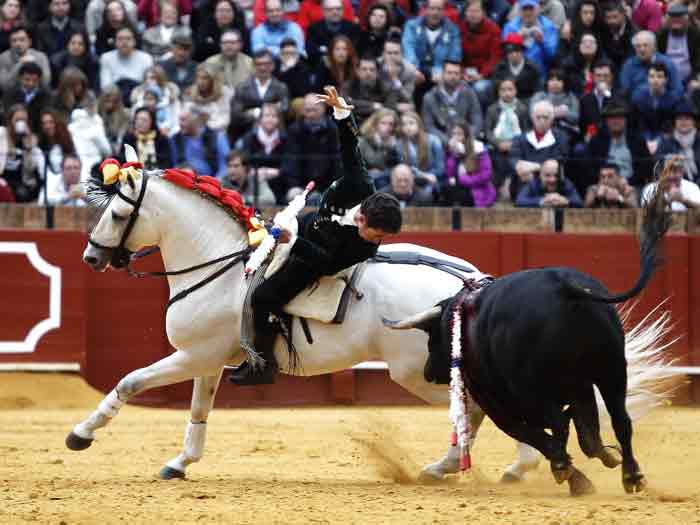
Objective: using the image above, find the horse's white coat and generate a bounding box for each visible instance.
[77,174,675,481]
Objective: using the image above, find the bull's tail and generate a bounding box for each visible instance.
[561,179,672,304]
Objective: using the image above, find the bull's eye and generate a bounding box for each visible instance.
[112,210,128,222]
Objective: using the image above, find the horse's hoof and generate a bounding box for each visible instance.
[599,447,622,469]
[159,466,186,480]
[551,463,574,484]
[623,471,646,493]
[500,472,522,484]
[418,467,446,482]
[65,431,93,451]
[568,468,596,496]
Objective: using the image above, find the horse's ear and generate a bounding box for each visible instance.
[124,143,139,164]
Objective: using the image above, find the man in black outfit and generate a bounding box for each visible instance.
[229,86,403,385]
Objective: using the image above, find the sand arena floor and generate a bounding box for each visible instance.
[2,373,700,524]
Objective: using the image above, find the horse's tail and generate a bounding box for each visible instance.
[597,301,683,422]
[561,178,672,304]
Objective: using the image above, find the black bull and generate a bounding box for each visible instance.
[385,187,672,496]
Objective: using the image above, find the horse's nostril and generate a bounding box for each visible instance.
[84,255,98,265]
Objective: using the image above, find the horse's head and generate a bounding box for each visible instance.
[83,146,161,271]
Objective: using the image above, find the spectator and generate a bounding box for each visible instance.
[561,32,607,96]
[342,56,400,124]
[99,27,154,103]
[85,0,138,39]
[585,98,652,190]
[460,0,502,109]
[641,154,700,210]
[492,33,542,102]
[656,100,700,183]
[560,0,605,56]
[159,32,198,91]
[630,62,680,148]
[130,65,181,136]
[358,107,400,188]
[306,0,361,65]
[138,0,192,28]
[3,62,51,132]
[401,0,461,88]
[194,0,250,62]
[282,93,340,196]
[313,34,358,91]
[620,31,683,99]
[421,60,483,145]
[508,0,566,30]
[657,3,700,86]
[1,104,45,202]
[628,0,663,32]
[485,76,529,198]
[52,67,93,123]
[599,1,637,71]
[0,0,26,54]
[142,1,191,59]
[229,49,289,142]
[583,161,638,207]
[184,63,234,132]
[502,0,559,76]
[37,108,76,179]
[377,37,419,114]
[275,38,315,117]
[220,149,277,206]
[121,107,173,169]
[70,94,112,180]
[252,0,306,28]
[356,4,391,59]
[49,31,99,91]
[234,103,288,204]
[298,0,356,34]
[170,104,230,178]
[395,111,445,194]
[579,58,615,142]
[509,99,570,200]
[379,163,434,206]
[516,158,582,207]
[251,0,305,58]
[0,26,51,92]
[35,0,84,58]
[358,0,410,31]
[94,0,140,56]
[204,30,253,91]
[531,67,580,141]
[98,85,130,154]
[443,120,496,207]
[40,154,87,206]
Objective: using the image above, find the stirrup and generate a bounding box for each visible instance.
[228,361,276,386]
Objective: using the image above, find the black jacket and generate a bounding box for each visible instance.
[3,87,52,131]
[306,20,362,65]
[657,26,700,81]
[585,126,653,188]
[492,59,542,101]
[36,18,85,57]
[158,58,198,92]
[275,59,315,99]
[121,132,173,170]
[236,127,288,204]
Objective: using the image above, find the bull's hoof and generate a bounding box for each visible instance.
[551,462,574,484]
[599,446,622,469]
[159,466,186,480]
[500,472,523,484]
[65,431,93,451]
[623,471,646,493]
[568,468,596,496]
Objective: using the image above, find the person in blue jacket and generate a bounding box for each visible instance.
[502,0,559,75]
[515,158,583,208]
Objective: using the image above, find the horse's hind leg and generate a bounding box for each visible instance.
[66,351,205,451]
[572,384,621,469]
[160,370,224,480]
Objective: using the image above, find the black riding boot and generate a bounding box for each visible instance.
[228,331,279,386]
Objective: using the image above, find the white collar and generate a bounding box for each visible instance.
[526,129,556,149]
[335,204,361,226]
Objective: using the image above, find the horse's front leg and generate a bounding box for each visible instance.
[66,351,205,451]
[160,370,224,480]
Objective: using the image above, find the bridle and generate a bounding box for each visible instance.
[87,172,251,309]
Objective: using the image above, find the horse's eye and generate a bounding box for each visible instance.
[112,210,127,222]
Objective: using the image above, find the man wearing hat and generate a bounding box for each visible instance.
[657,3,700,86]
[501,0,559,75]
[491,32,542,101]
[159,32,198,92]
[584,98,653,191]
[656,100,700,183]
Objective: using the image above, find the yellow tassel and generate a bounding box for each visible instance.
[248,228,268,246]
[102,163,120,185]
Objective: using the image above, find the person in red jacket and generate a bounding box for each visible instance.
[460,0,502,109]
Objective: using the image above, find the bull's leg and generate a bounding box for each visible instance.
[66,351,213,451]
[160,370,224,480]
[572,385,622,469]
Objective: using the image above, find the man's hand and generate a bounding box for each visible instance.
[315,86,354,111]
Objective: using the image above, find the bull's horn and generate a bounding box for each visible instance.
[382,306,442,330]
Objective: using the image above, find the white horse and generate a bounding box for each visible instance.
[71,165,674,483]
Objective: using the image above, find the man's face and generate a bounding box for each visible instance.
[254,54,274,80]
[221,33,242,58]
[540,166,558,192]
[323,0,344,23]
[465,2,483,26]
[10,31,31,55]
[226,156,247,183]
[215,1,235,25]
[669,14,689,33]
[161,3,178,25]
[676,114,696,134]
[63,158,82,185]
[368,8,388,30]
[303,98,324,123]
[357,60,378,84]
[391,167,413,196]
[499,80,516,102]
[116,30,135,55]
[648,69,667,93]
[521,4,538,25]
[580,4,595,26]
[173,44,191,63]
[20,72,40,91]
[355,212,389,244]
[599,167,619,187]
[633,36,654,61]
[442,64,461,89]
[532,107,553,133]
[266,0,284,24]
[604,9,624,31]
[179,112,199,134]
[606,115,626,135]
[593,66,613,88]
[506,48,523,66]
[279,44,298,64]
[50,0,70,18]
[383,42,402,64]
[424,0,445,27]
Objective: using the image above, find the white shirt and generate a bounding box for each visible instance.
[642,178,700,212]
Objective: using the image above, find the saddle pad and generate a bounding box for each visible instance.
[282,265,357,323]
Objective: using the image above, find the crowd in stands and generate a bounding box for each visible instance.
[1,0,700,211]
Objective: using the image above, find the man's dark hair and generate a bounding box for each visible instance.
[592,58,614,72]
[443,59,462,69]
[280,37,297,49]
[227,149,249,166]
[602,2,625,15]
[361,192,402,233]
[599,161,620,173]
[9,25,31,39]
[649,62,668,77]
[62,153,81,168]
[253,48,274,62]
[19,62,42,78]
